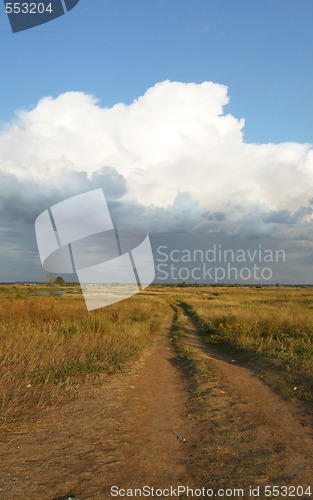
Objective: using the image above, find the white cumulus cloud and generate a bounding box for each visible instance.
[1,80,313,238]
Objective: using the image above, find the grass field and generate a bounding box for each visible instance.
[167,287,313,493]
[1,284,313,426]
[0,284,168,425]
[171,285,313,405]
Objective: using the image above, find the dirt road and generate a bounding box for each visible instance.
[0,313,197,499]
[1,309,313,499]
[181,310,313,494]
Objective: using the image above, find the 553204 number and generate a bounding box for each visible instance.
[5,3,53,14]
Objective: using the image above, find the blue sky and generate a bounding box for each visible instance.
[1,0,313,143]
[1,0,313,284]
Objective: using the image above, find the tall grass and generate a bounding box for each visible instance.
[176,286,313,401]
[0,286,168,424]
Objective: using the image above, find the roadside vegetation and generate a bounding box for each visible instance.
[0,285,168,425]
[172,286,313,406]
[169,303,313,497]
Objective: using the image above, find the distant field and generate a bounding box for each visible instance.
[1,284,312,425]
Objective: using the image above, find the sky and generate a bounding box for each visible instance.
[1,0,313,283]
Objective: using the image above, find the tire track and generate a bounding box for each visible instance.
[180,306,313,491]
[0,313,198,499]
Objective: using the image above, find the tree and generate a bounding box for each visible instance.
[54,276,66,286]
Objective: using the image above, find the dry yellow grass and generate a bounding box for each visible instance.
[0,286,168,424]
[1,284,312,425]
[175,286,313,402]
